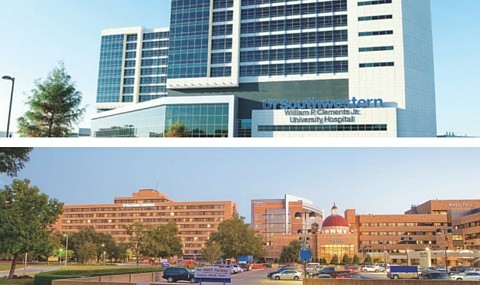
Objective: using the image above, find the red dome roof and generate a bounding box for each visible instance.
[322,214,348,228]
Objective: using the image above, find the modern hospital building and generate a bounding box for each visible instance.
[92,0,436,138]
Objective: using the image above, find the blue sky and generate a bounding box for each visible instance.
[0,148,479,222]
[0,1,479,136]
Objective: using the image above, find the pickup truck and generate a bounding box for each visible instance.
[387,266,419,279]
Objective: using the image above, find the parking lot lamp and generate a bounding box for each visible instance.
[295,211,316,278]
[400,236,413,265]
[2,75,15,138]
[435,228,453,273]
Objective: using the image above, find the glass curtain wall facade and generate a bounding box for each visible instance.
[239,0,349,78]
[96,27,169,111]
[97,35,124,104]
[92,101,230,138]
[168,0,211,79]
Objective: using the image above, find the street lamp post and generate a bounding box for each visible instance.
[380,241,389,264]
[64,234,69,267]
[101,244,105,266]
[400,236,413,266]
[2,75,15,138]
[435,228,453,273]
[295,211,316,278]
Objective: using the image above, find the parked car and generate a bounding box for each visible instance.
[420,270,450,280]
[267,267,295,278]
[271,270,302,280]
[317,274,332,279]
[362,265,383,272]
[450,271,480,281]
[162,267,196,283]
[231,264,242,273]
[238,263,251,271]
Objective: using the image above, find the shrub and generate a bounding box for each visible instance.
[33,267,162,285]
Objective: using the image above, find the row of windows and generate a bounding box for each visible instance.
[212,38,232,50]
[142,58,168,67]
[211,66,232,77]
[241,15,347,34]
[142,49,169,58]
[65,205,225,212]
[359,46,394,52]
[140,76,167,85]
[359,30,393,36]
[213,0,233,9]
[140,95,165,102]
[169,51,209,64]
[140,85,167,94]
[142,40,169,49]
[125,60,136,68]
[240,61,348,77]
[359,62,394,68]
[211,52,232,64]
[358,0,392,6]
[241,30,347,48]
[213,10,233,23]
[169,23,210,37]
[126,43,137,50]
[143,32,169,41]
[126,34,137,42]
[258,124,387,132]
[126,51,136,59]
[213,24,233,37]
[242,0,301,6]
[123,78,134,85]
[240,45,348,63]
[124,69,135,76]
[122,96,133,102]
[241,0,347,19]
[123,86,134,94]
[141,67,167,76]
[359,14,392,21]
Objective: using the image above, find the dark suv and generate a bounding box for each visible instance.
[163,267,195,283]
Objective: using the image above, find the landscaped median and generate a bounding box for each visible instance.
[34,267,163,285]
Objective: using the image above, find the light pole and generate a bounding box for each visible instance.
[2,75,15,138]
[295,211,316,278]
[436,228,453,273]
[64,234,69,266]
[400,236,413,266]
[380,241,389,264]
[101,243,106,266]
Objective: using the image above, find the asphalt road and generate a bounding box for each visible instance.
[0,265,62,278]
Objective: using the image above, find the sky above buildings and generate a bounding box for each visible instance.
[0,1,479,137]
[0,148,478,222]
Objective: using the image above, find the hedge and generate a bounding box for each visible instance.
[33,267,162,285]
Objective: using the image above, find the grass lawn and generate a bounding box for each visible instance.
[0,265,25,271]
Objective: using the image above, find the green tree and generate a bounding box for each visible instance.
[280,240,301,263]
[76,242,97,264]
[352,254,360,264]
[201,241,223,265]
[342,253,351,264]
[17,63,85,137]
[330,254,339,265]
[0,179,63,279]
[363,254,372,265]
[208,216,265,260]
[165,122,189,137]
[125,222,150,266]
[0,148,32,177]
[143,222,182,263]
